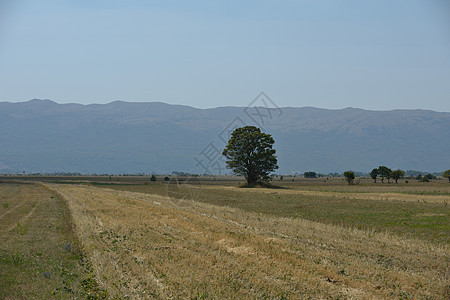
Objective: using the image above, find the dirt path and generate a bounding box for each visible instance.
[45,183,449,299]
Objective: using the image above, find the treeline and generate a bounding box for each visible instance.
[301,171,357,178]
[300,169,447,180]
[301,168,450,185]
[2,169,449,183]
[369,166,403,183]
[369,167,450,183]
[341,167,450,185]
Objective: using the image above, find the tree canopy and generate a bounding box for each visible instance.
[390,169,405,184]
[222,126,278,185]
[378,166,392,183]
[370,168,379,183]
[344,171,355,185]
[443,170,450,182]
[304,171,317,178]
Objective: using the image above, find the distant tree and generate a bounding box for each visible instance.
[406,170,423,177]
[425,174,435,180]
[378,166,391,183]
[150,175,157,182]
[344,171,355,185]
[390,169,405,184]
[386,171,392,183]
[164,176,170,182]
[370,168,379,183]
[304,171,318,178]
[222,126,278,185]
[443,170,450,182]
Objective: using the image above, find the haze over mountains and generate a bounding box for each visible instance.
[0,99,449,174]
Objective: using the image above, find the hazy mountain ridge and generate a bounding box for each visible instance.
[0,99,449,174]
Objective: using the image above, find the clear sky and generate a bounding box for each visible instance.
[0,0,449,111]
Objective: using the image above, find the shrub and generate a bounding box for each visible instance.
[344,171,355,185]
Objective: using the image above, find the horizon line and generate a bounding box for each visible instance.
[1,98,447,113]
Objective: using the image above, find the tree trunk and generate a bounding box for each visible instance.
[246,171,258,185]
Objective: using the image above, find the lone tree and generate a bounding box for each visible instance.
[390,169,405,184]
[370,168,379,183]
[378,166,391,183]
[222,126,278,185]
[344,171,355,185]
[443,170,450,182]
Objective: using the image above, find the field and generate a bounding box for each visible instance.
[1,177,449,298]
[104,177,450,244]
[0,182,106,299]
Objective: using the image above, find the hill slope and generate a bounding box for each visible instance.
[0,99,448,174]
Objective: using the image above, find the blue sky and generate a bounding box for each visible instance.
[0,0,449,111]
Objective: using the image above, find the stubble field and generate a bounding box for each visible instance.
[1,177,449,299]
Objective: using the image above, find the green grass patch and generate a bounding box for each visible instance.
[0,183,107,299]
[403,190,450,196]
[14,222,29,235]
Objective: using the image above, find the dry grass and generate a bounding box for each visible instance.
[45,183,449,299]
[105,181,450,244]
[192,184,450,204]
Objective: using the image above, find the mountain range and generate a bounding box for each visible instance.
[0,99,449,174]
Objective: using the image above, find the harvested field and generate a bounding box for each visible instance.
[106,181,450,244]
[45,183,449,299]
[217,185,449,203]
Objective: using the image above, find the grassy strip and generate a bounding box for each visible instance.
[0,183,107,299]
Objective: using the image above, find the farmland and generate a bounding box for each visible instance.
[1,177,449,298]
[106,177,450,244]
[0,182,106,299]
